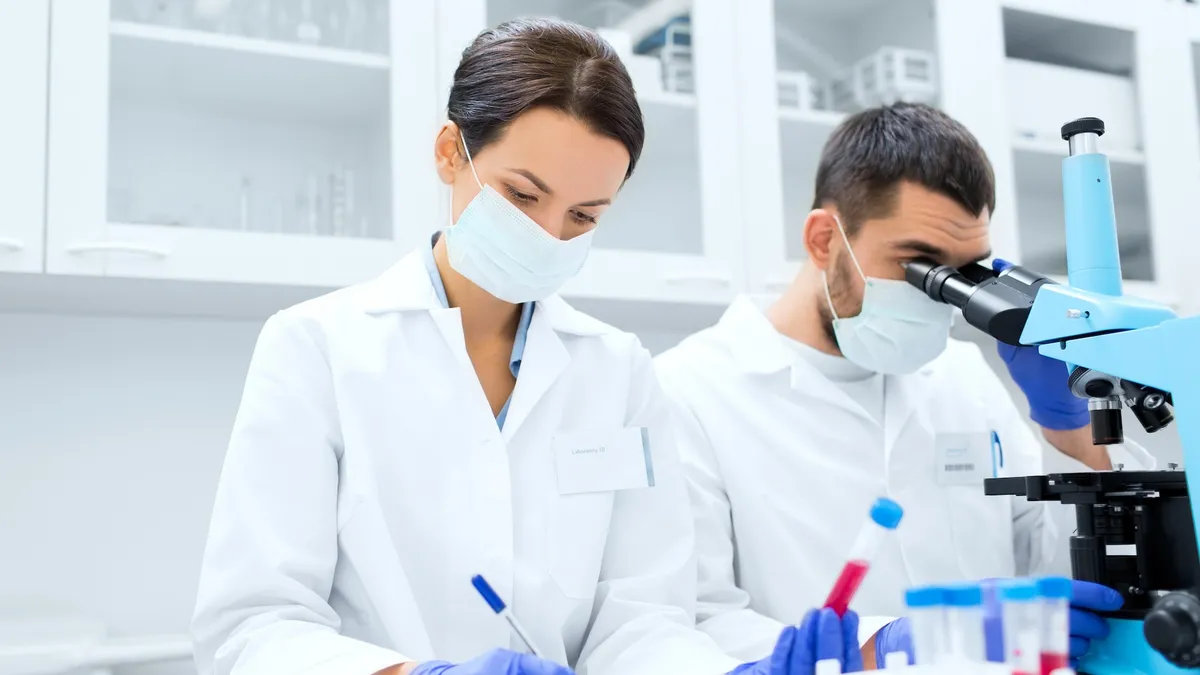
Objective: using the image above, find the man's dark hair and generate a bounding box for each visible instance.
[811,102,995,235]
[448,18,645,179]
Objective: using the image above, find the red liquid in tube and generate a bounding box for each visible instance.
[823,559,870,617]
[1040,652,1069,675]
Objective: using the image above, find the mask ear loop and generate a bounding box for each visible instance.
[459,130,484,189]
[823,213,866,322]
[831,213,867,281]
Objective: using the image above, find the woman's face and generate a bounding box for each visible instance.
[435,107,630,240]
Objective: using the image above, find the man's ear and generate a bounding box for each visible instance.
[804,209,839,271]
[434,121,465,186]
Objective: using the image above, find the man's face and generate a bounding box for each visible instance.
[821,181,992,339]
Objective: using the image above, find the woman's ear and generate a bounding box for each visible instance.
[434,121,465,186]
[804,208,839,271]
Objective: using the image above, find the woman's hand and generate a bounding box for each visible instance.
[404,650,571,675]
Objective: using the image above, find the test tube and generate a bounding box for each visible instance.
[906,586,947,666]
[999,579,1041,675]
[944,583,986,662]
[823,497,904,616]
[1037,577,1072,675]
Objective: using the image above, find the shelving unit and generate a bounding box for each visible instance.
[109,21,390,127]
[4,0,1197,320]
[1001,6,1159,287]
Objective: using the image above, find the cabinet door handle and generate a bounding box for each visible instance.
[0,238,24,252]
[660,271,733,286]
[66,242,171,259]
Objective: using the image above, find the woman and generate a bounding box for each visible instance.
[190,18,859,675]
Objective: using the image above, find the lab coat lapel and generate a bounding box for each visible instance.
[500,298,571,442]
[362,251,491,415]
[883,367,934,463]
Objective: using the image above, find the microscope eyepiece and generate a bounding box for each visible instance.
[902,258,978,309]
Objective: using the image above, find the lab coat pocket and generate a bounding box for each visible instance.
[547,490,615,600]
[944,485,1016,578]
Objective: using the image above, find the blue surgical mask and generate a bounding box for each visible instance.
[824,214,954,374]
[443,133,594,304]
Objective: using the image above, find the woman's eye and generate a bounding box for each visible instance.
[571,211,598,225]
[504,185,536,204]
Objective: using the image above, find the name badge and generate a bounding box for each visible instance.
[553,428,655,495]
[935,432,993,486]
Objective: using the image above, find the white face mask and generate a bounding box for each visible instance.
[823,214,954,375]
[443,132,594,304]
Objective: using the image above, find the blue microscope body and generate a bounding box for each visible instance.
[905,117,1200,673]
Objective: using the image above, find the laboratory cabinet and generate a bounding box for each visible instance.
[731,0,944,294]
[5,0,1200,320]
[44,0,441,288]
[433,0,746,305]
[0,0,51,274]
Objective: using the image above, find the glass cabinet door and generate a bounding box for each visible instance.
[753,0,938,292]
[439,0,744,304]
[46,0,439,287]
[0,0,50,274]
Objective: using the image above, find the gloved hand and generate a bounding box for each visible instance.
[728,608,864,674]
[873,618,914,667]
[992,258,1089,431]
[410,649,573,675]
[1069,580,1125,668]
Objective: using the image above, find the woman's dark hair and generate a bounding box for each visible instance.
[812,102,996,237]
[448,18,645,179]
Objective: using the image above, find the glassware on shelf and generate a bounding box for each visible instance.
[367,0,389,54]
[237,0,274,39]
[191,0,234,32]
[342,0,369,51]
[296,0,323,45]
[325,0,351,49]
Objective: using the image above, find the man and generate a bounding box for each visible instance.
[654,103,1136,667]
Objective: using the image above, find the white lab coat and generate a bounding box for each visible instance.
[653,296,1060,662]
[191,251,742,675]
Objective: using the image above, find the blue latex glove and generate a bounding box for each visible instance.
[729,609,864,674]
[411,649,573,675]
[982,580,1005,663]
[992,258,1089,430]
[873,618,914,667]
[1069,580,1125,668]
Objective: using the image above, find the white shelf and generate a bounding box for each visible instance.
[109,21,389,126]
[778,107,846,126]
[1011,136,1145,165]
[1002,6,1134,75]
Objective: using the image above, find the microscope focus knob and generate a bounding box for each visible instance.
[1145,591,1200,667]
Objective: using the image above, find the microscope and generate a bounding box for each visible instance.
[902,117,1200,674]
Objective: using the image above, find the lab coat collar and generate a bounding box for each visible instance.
[360,251,613,337]
[721,295,938,431]
[718,295,795,375]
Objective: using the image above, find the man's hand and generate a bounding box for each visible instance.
[1069,581,1125,668]
[729,609,864,674]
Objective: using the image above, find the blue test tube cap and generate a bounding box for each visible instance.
[869,497,904,530]
[944,583,984,607]
[997,579,1038,602]
[471,574,506,614]
[1037,576,1074,600]
[905,586,945,609]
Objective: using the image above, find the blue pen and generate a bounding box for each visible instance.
[471,574,545,658]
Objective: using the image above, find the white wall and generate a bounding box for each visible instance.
[0,313,263,675]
